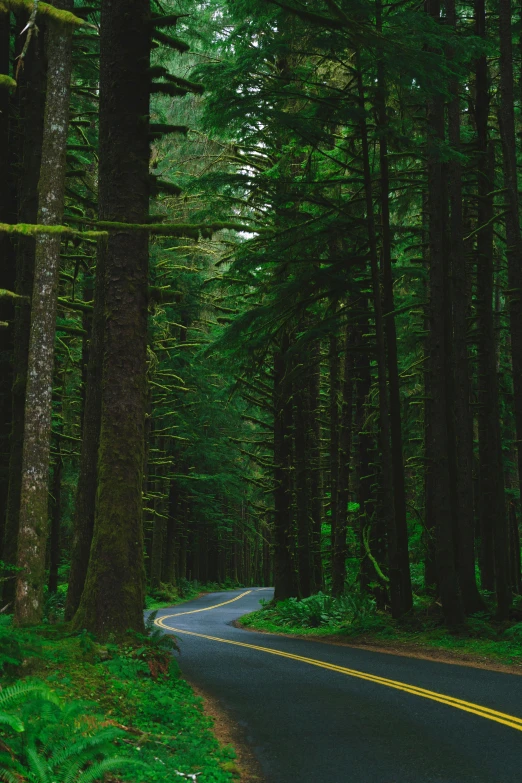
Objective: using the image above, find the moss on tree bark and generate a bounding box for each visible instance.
[14,2,73,625]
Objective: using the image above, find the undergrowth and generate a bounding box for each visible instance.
[0,614,239,783]
[145,579,244,611]
[241,592,522,668]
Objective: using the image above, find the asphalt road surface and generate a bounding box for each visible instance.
[151,589,522,782]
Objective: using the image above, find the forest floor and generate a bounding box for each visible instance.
[0,614,242,783]
[239,607,522,675]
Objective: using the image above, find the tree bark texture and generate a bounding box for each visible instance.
[425,4,464,625]
[72,0,150,637]
[333,324,354,597]
[474,5,506,600]
[357,62,402,617]
[64,245,105,620]
[294,354,312,597]
[47,443,62,595]
[446,2,484,614]
[2,21,46,606]
[329,329,341,590]
[376,0,412,615]
[273,335,298,600]
[14,4,73,625]
[495,0,515,619]
[307,338,323,592]
[0,8,16,557]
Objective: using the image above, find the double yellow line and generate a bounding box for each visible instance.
[155,590,522,733]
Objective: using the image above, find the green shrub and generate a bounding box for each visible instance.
[0,682,149,783]
[0,615,41,675]
[502,621,522,644]
[271,591,378,629]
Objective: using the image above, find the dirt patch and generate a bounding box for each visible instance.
[234,621,522,676]
[188,679,265,783]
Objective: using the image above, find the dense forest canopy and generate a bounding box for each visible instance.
[1,0,522,637]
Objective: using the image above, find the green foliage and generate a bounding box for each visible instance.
[0,686,149,783]
[0,620,239,783]
[0,615,41,674]
[266,592,378,629]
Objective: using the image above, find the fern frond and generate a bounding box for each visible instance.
[77,757,148,783]
[52,727,124,770]
[0,769,21,783]
[25,744,50,783]
[0,682,59,710]
[0,751,25,781]
[0,712,24,732]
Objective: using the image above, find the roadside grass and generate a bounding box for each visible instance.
[0,614,240,783]
[145,580,246,611]
[239,593,522,669]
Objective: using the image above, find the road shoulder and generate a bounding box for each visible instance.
[187,679,265,783]
[234,619,522,676]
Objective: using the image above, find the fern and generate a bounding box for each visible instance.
[74,757,146,783]
[26,743,51,783]
[0,754,25,783]
[0,711,24,732]
[272,592,378,629]
[0,681,59,710]
[0,683,151,783]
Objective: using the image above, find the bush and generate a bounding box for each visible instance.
[0,682,149,783]
[271,591,378,629]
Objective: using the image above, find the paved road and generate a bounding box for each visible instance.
[152,589,522,782]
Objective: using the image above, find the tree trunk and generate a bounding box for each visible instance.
[307,338,323,592]
[446,0,484,614]
[0,8,16,557]
[64,244,105,620]
[354,307,385,606]
[164,480,178,586]
[2,20,46,607]
[47,443,62,595]
[14,2,73,625]
[495,0,516,620]
[294,354,312,597]
[72,0,150,637]
[376,0,413,615]
[273,335,298,600]
[333,324,354,597]
[357,60,402,618]
[328,329,341,592]
[474,8,505,601]
[150,437,166,590]
[425,0,464,625]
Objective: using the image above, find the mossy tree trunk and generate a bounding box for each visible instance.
[0,8,16,557]
[14,2,73,625]
[2,19,46,606]
[72,0,150,638]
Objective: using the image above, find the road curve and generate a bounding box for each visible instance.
[151,589,522,782]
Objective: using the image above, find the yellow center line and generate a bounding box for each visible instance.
[156,590,253,619]
[154,591,522,734]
